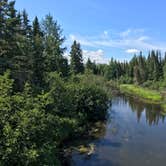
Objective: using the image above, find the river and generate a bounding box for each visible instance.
[70,95,166,166]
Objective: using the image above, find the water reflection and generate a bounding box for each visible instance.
[71,95,166,166]
[121,95,166,125]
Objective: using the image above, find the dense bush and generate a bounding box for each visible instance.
[0,71,108,165]
[69,84,108,122]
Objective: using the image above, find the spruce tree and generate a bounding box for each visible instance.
[42,14,67,75]
[70,40,84,74]
[32,17,44,87]
[12,10,33,90]
[86,58,93,70]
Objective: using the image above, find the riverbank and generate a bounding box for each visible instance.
[120,84,166,111]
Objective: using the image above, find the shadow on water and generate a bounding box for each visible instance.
[69,95,166,166]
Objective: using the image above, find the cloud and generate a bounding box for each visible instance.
[66,28,166,63]
[83,49,109,64]
[103,30,108,36]
[126,49,140,54]
[68,29,166,52]
[63,49,109,64]
[69,34,95,47]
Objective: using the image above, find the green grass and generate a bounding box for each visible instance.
[120,84,162,103]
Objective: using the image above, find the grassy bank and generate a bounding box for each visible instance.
[120,84,166,112]
[120,84,162,104]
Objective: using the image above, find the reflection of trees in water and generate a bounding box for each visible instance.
[126,96,165,125]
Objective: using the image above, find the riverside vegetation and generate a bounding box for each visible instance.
[0,1,109,165]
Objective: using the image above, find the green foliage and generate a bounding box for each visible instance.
[142,80,166,90]
[85,58,97,74]
[70,40,84,74]
[72,84,108,122]
[0,71,108,165]
[42,14,69,77]
[118,75,133,84]
[0,2,109,164]
[163,63,166,81]
[120,84,162,103]
[32,16,45,87]
[97,51,166,88]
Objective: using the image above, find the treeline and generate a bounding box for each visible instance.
[0,0,86,90]
[0,1,108,165]
[87,51,166,89]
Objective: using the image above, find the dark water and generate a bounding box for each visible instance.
[71,96,166,166]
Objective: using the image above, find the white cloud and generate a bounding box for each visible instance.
[83,49,109,64]
[63,49,109,64]
[66,28,166,63]
[68,29,166,52]
[104,30,108,36]
[126,49,140,54]
[138,36,149,41]
[68,34,95,47]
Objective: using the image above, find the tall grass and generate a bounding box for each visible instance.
[120,84,162,103]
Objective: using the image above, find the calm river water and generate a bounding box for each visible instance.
[71,95,166,166]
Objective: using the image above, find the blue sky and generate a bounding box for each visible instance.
[15,0,166,63]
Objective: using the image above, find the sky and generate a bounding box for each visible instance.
[15,0,166,63]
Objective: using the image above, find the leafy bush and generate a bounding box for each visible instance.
[0,71,109,165]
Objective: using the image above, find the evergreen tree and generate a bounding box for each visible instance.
[12,10,33,90]
[70,40,84,74]
[0,0,19,73]
[0,0,8,73]
[0,0,32,90]
[32,17,44,87]
[86,58,93,70]
[133,65,141,85]
[42,14,68,76]
[137,52,147,83]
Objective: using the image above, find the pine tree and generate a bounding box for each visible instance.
[42,14,67,75]
[32,17,44,87]
[0,0,7,73]
[86,58,93,70]
[0,0,31,90]
[137,52,147,83]
[134,66,141,85]
[12,10,33,90]
[70,40,84,74]
[0,0,19,73]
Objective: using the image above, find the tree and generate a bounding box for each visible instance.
[137,52,147,83]
[42,14,68,76]
[12,10,33,90]
[133,66,141,84]
[70,40,84,74]
[0,0,19,73]
[32,17,45,87]
[0,0,8,73]
[86,58,93,70]
[147,50,160,81]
